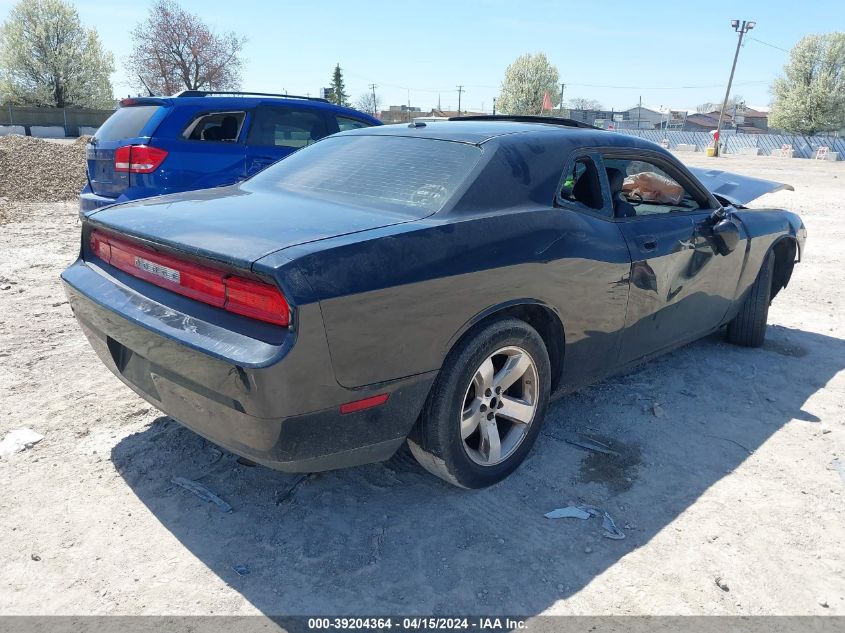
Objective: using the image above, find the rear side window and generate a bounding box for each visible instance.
[183,111,245,141]
[559,156,605,211]
[249,135,481,214]
[247,106,327,148]
[94,106,160,141]
[336,115,371,132]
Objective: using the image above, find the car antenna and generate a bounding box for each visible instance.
[138,75,155,97]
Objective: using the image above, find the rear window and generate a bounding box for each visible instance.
[248,135,481,213]
[94,105,160,141]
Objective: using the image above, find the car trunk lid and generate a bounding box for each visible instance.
[87,102,168,197]
[687,167,794,207]
[85,185,424,270]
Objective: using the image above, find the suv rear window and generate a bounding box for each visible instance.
[94,105,160,141]
[249,135,481,213]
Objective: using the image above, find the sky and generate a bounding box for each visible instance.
[1,0,844,113]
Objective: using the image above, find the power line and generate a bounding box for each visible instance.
[563,80,769,90]
[342,67,774,110]
[748,36,791,53]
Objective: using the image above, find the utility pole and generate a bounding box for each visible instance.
[637,95,642,130]
[368,83,378,116]
[456,85,464,115]
[715,19,756,156]
[493,98,496,115]
[559,83,565,116]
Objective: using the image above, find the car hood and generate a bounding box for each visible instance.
[86,184,422,270]
[687,167,794,207]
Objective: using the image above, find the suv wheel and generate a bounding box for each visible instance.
[408,318,551,488]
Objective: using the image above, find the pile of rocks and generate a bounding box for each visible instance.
[0,135,90,203]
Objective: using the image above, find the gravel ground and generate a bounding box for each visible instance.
[0,153,843,618]
[0,135,89,208]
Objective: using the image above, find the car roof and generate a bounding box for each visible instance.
[336,119,651,146]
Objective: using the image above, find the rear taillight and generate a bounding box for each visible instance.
[89,230,289,326]
[114,145,168,174]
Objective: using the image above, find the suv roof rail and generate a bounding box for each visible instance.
[174,90,329,103]
[448,115,599,130]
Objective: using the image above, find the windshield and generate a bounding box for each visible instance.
[247,135,482,214]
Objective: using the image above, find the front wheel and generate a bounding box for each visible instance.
[408,318,551,488]
[726,251,774,347]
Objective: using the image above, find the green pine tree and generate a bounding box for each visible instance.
[329,63,350,107]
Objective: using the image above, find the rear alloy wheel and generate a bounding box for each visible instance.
[460,346,539,466]
[408,318,551,488]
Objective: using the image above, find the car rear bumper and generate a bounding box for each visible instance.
[61,258,435,471]
[80,189,134,212]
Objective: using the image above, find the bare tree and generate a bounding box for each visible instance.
[355,91,381,116]
[567,97,603,111]
[126,0,246,95]
[697,95,744,113]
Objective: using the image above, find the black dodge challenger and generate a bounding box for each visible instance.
[62,117,806,488]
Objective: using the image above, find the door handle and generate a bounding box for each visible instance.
[638,235,657,252]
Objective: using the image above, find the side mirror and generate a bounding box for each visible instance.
[712,218,740,255]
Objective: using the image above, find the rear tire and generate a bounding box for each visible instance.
[408,318,551,488]
[726,251,774,347]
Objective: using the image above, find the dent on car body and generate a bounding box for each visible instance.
[686,167,794,207]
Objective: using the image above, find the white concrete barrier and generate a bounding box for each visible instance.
[30,125,66,138]
[0,125,26,136]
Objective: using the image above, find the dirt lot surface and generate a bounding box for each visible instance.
[0,153,843,617]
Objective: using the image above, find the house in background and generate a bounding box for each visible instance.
[740,108,769,132]
[622,105,666,129]
[684,108,769,134]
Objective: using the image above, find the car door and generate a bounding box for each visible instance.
[553,151,633,386]
[244,104,331,176]
[155,108,248,192]
[603,151,748,365]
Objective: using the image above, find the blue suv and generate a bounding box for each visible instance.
[81,91,382,211]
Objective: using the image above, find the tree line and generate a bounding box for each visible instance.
[0,0,842,135]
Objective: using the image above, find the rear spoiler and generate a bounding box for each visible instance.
[118,97,171,107]
[687,167,794,207]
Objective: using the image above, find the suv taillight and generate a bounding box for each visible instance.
[89,230,290,326]
[114,145,168,174]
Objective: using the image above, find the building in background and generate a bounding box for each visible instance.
[685,108,768,134]
[379,106,486,124]
[379,105,423,124]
